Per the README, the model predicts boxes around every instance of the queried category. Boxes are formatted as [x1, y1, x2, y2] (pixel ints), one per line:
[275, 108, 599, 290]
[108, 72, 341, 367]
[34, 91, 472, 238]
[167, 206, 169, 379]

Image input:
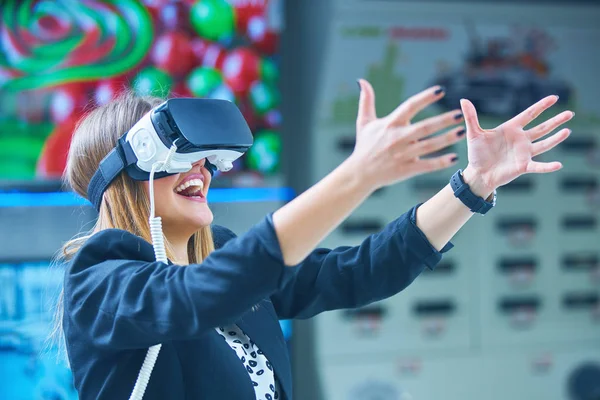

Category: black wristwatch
[450, 169, 496, 215]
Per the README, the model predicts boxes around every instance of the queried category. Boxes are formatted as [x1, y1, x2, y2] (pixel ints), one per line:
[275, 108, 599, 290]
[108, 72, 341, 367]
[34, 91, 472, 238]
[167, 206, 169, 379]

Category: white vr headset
[87, 98, 254, 210]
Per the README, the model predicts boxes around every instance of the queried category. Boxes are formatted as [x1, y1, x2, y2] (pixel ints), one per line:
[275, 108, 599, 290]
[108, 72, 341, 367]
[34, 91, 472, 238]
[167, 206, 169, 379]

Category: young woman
[56, 80, 572, 399]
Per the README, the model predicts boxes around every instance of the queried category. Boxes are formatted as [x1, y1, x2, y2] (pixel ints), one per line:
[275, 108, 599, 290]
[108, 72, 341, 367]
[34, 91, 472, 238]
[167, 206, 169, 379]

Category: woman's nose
[192, 158, 206, 168]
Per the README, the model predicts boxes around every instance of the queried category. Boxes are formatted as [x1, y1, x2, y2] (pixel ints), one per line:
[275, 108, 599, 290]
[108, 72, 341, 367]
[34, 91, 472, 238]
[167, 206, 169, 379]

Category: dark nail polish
[434, 87, 445, 95]
[357, 80, 361, 91]
[451, 156, 459, 163]
[457, 129, 466, 137]
[454, 113, 463, 120]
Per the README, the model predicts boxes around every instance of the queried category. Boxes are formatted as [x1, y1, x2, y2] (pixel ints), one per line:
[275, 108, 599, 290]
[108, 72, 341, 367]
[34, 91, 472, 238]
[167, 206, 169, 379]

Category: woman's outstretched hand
[460, 96, 574, 198]
[352, 79, 465, 190]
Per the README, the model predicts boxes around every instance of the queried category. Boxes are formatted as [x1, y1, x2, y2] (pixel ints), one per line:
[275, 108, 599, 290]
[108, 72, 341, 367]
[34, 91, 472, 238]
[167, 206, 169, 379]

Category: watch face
[490, 190, 498, 207]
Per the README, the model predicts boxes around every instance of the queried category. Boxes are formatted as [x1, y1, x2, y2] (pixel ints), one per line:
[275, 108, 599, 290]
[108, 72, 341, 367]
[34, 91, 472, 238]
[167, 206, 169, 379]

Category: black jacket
[62, 207, 452, 399]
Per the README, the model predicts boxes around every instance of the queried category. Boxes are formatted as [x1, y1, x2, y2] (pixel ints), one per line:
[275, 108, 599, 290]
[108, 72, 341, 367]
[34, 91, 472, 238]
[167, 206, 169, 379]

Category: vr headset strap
[87, 138, 137, 211]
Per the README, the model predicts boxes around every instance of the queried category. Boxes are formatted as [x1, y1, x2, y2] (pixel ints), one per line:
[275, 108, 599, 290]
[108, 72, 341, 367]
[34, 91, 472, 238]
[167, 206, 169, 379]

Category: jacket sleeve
[270, 205, 454, 320]
[64, 215, 286, 350]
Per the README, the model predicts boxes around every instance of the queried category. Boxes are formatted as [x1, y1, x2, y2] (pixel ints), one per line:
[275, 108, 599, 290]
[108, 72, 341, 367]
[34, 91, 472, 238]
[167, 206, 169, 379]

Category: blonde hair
[50, 92, 215, 358]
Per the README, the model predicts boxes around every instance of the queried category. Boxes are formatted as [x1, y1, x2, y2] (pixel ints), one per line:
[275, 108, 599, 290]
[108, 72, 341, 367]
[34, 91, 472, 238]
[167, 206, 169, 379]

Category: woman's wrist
[344, 154, 380, 196]
[461, 165, 495, 201]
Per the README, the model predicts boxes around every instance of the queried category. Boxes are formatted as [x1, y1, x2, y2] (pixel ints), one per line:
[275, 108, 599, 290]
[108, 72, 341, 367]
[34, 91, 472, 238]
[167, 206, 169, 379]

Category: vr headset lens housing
[87, 98, 254, 210]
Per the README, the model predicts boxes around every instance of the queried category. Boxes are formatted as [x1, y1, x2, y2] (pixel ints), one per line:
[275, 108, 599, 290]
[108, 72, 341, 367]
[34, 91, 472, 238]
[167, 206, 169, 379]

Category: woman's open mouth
[174, 179, 206, 202]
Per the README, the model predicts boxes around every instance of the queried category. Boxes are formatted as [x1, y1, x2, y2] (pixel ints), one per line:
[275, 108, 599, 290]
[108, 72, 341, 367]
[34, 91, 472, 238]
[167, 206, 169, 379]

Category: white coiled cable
[129, 142, 179, 400]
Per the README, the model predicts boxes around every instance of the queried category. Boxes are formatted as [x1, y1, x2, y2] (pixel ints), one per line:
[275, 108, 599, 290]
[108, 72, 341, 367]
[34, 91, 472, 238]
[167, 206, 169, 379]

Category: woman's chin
[186, 206, 214, 228]
[169, 194, 214, 227]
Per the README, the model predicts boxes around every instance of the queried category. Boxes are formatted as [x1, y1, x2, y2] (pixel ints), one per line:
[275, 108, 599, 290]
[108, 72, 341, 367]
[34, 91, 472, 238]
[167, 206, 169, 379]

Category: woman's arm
[270, 94, 572, 319]
[415, 97, 573, 250]
[65, 220, 287, 350]
[270, 205, 452, 320]
[273, 81, 466, 265]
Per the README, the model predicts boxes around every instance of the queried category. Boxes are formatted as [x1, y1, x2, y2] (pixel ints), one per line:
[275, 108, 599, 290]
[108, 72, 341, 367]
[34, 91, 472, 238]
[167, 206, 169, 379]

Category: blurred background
[0, 0, 599, 399]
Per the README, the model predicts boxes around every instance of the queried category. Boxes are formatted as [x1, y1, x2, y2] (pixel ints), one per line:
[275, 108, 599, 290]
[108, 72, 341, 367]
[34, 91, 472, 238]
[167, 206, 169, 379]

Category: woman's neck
[163, 228, 193, 265]
[171, 241, 190, 265]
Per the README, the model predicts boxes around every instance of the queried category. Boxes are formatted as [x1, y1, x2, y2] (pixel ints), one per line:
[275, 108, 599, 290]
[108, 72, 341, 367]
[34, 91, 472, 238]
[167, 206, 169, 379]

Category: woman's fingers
[409, 126, 466, 158]
[525, 160, 563, 174]
[526, 110, 574, 141]
[405, 109, 463, 141]
[356, 79, 377, 129]
[511, 95, 559, 127]
[384, 86, 445, 126]
[412, 153, 459, 174]
[531, 128, 571, 157]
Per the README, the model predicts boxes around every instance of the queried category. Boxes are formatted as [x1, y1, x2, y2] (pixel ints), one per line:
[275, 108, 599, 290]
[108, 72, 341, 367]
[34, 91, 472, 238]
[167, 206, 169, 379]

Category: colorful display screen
[0, 0, 282, 182]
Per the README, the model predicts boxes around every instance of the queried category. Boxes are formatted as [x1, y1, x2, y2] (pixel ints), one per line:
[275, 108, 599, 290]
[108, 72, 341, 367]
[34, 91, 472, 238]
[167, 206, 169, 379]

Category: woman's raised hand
[352, 79, 465, 190]
[460, 96, 573, 196]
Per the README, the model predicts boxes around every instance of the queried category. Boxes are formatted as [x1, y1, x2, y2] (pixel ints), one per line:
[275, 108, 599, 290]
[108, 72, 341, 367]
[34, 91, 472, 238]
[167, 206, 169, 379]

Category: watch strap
[450, 169, 496, 215]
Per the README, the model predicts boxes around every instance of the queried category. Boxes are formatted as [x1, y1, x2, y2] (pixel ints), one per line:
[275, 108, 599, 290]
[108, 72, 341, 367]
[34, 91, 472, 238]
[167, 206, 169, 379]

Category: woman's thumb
[460, 98, 483, 135]
[357, 79, 376, 129]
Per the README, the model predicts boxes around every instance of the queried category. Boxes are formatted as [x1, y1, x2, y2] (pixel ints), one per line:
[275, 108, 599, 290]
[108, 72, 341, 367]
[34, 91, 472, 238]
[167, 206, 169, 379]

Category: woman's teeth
[175, 179, 204, 196]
